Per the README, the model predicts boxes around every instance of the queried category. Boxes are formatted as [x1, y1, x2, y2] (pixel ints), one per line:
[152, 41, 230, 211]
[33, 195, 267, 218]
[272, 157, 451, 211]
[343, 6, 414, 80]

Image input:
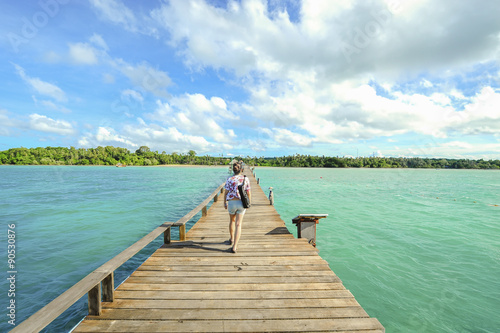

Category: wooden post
[257, 178, 260, 184]
[292, 214, 328, 247]
[102, 273, 114, 302]
[88, 283, 102, 316]
[214, 193, 219, 202]
[179, 224, 186, 241]
[269, 187, 274, 205]
[202, 205, 207, 217]
[164, 227, 171, 244]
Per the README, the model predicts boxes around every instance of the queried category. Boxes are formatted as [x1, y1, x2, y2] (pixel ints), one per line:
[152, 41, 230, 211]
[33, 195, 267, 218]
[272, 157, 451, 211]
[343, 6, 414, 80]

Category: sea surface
[1, 166, 499, 332]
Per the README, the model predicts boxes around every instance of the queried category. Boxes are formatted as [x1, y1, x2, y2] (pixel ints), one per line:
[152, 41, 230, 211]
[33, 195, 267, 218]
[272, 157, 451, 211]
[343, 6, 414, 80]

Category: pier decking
[73, 170, 384, 332]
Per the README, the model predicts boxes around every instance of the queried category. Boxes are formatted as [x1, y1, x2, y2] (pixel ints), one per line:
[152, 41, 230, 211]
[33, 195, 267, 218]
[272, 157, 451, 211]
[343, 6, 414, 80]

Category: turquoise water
[256, 167, 500, 333]
[1, 166, 499, 332]
[0, 166, 228, 332]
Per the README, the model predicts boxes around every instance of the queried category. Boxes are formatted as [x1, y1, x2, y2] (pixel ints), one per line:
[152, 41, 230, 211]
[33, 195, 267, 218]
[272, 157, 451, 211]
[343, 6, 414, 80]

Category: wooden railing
[11, 183, 225, 333]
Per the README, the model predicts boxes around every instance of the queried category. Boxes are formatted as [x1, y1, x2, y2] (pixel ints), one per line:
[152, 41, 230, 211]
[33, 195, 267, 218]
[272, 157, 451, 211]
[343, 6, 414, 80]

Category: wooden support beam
[102, 273, 114, 302]
[164, 227, 171, 244]
[179, 224, 186, 241]
[88, 283, 101, 316]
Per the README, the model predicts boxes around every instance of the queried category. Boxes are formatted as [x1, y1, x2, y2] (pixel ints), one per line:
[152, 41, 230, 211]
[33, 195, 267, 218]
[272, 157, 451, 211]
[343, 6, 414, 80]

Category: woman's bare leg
[228, 213, 236, 244]
[232, 213, 244, 252]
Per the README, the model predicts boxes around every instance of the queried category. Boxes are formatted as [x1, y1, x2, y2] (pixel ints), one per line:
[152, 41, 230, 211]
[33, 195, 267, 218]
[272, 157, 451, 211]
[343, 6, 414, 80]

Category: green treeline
[1, 146, 499, 169]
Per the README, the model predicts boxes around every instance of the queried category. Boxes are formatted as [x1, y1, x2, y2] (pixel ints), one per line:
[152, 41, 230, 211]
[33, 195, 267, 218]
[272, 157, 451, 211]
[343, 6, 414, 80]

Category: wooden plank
[123, 276, 340, 284]
[101, 298, 361, 309]
[137, 264, 332, 272]
[115, 282, 347, 291]
[130, 270, 337, 277]
[74, 318, 384, 332]
[113, 289, 354, 300]
[143, 256, 328, 265]
[87, 307, 369, 320]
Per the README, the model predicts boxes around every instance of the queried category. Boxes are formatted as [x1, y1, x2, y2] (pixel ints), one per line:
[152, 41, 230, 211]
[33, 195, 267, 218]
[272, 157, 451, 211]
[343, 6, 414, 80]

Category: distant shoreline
[1, 146, 499, 169]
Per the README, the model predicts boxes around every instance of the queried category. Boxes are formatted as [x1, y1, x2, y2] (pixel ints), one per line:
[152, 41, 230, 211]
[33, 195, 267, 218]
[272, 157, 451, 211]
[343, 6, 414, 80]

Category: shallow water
[1, 166, 499, 332]
[256, 167, 500, 332]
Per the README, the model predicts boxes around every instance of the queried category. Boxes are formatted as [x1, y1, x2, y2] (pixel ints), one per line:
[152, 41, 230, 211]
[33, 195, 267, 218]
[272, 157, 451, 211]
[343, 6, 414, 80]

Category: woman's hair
[232, 162, 242, 174]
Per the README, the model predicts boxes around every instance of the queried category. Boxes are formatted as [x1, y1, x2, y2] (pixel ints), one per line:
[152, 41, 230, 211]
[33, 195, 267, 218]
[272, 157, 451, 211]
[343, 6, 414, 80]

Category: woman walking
[223, 162, 251, 253]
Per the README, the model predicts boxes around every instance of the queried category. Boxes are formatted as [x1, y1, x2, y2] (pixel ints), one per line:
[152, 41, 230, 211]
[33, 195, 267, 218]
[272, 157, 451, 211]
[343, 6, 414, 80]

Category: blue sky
[1, 0, 499, 159]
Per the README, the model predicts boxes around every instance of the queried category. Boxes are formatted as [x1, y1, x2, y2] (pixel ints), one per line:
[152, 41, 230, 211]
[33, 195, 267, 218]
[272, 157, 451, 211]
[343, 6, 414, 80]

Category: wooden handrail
[11, 182, 225, 333]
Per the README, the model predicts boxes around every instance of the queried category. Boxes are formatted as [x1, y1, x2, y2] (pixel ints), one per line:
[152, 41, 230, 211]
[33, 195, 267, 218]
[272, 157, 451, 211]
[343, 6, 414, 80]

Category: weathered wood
[74, 318, 384, 332]
[87, 284, 101, 316]
[163, 227, 171, 244]
[102, 272, 114, 302]
[113, 289, 354, 300]
[113, 282, 347, 291]
[89, 307, 369, 321]
[202, 205, 208, 216]
[179, 224, 186, 241]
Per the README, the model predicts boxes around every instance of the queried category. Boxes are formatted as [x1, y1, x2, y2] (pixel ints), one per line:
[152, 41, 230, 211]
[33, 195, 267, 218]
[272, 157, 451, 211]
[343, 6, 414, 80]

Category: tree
[135, 146, 151, 155]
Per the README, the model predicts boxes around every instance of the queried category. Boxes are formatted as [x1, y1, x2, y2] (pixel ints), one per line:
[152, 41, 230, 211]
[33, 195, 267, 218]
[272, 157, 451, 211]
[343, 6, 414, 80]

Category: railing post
[88, 283, 102, 316]
[179, 224, 186, 241]
[292, 214, 328, 247]
[102, 272, 114, 302]
[164, 227, 171, 244]
[257, 178, 260, 184]
[202, 205, 208, 217]
[269, 187, 274, 205]
[214, 193, 219, 202]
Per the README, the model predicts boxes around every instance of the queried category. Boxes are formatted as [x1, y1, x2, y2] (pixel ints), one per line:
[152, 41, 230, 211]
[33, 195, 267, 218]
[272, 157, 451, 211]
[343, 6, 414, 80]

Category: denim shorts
[228, 200, 246, 215]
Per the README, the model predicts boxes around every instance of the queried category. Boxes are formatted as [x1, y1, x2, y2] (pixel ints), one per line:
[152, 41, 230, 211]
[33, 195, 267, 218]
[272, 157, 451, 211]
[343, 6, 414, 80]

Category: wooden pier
[13, 169, 384, 332]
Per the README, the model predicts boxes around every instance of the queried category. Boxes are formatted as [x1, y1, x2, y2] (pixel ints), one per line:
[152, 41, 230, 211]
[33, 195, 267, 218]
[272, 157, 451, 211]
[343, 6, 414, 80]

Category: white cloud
[261, 128, 313, 147]
[384, 140, 500, 160]
[78, 119, 234, 154]
[32, 96, 72, 114]
[121, 89, 144, 103]
[114, 60, 171, 98]
[0, 109, 16, 136]
[149, 0, 500, 148]
[14, 64, 67, 102]
[149, 93, 236, 143]
[68, 42, 99, 65]
[89, 33, 109, 51]
[29, 114, 75, 135]
[89, 0, 138, 32]
[78, 127, 136, 148]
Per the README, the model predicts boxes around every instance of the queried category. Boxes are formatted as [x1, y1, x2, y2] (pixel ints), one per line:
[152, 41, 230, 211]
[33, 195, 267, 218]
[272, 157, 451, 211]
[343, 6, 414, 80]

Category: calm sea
[1, 166, 499, 332]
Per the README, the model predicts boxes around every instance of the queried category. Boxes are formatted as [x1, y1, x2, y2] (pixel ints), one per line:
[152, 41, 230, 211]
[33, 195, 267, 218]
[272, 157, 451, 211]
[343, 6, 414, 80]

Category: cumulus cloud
[148, 0, 500, 151]
[148, 93, 236, 143]
[29, 114, 75, 135]
[78, 127, 136, 148]
[78, 120, 231, 154]
[14, 64, 67, 102]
